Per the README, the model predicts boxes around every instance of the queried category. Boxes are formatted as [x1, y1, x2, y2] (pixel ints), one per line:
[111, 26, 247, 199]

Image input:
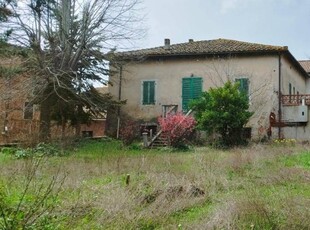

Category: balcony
[281, 94, 310, 106]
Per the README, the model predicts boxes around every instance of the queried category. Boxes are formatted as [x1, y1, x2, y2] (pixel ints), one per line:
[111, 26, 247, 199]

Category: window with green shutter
[182, 77, 202, 112]
[235, 78, 249, 96]
[142, 81, 155, 105]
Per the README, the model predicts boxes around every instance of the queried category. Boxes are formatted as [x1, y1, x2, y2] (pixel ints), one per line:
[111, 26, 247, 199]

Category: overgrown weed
[0, 141, 309, 228]
[0, 157, 65, 229]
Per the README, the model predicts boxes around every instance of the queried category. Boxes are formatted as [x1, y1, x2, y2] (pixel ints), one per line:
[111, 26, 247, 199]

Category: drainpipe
[278, 54, 282, 139]
[116, 64, 123, 139]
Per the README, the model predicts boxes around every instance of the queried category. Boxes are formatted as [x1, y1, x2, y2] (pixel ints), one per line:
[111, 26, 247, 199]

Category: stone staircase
[151, 132, 169, 147]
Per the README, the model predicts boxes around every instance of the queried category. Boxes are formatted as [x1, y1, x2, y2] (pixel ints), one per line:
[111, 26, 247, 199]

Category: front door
[182, 77, 202, 112]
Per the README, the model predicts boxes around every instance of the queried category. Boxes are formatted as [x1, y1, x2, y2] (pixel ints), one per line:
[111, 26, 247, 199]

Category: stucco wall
[280, 56, 308, 124]
[306, 78, 310, 93]
[279, 55, 310, 140]
[281, 56, 306, 95]
[110, 55, 285, 139]
[278, 126, 309, 141]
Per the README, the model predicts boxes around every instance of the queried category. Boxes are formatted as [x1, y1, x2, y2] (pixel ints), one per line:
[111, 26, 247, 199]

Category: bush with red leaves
[158, 113, 196, 147]
[119, 119, 139, 145]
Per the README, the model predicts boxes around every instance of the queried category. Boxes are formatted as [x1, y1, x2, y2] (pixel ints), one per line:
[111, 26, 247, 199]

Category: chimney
[189, 39, 194, 43]
[164, 38, 170, 49]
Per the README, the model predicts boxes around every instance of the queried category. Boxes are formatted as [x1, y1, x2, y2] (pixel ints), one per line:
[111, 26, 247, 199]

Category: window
[289, 83, 292, 102]
[82, 131, 93, 137]
[24, 102, 33, 120]
[182, 77, 202, 112]
[235, 78, 249, 96]
[297, 91, 300, 103]
[142, 81, 155, 105]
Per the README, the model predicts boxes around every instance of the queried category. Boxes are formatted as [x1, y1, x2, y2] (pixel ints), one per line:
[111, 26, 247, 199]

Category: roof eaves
[117, 49, 288, 61]
[285, 51, 309, 79]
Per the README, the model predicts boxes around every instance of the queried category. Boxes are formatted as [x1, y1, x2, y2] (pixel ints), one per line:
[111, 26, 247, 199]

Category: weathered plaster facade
[109, 39, 310, 141]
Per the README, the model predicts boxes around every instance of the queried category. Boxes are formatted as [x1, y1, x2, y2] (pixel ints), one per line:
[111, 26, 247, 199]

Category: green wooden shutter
[192, 78, 202, 99]
[242, 78, 249, 96]
[182, 78, 191, 111]
[236, 78, 249, 96]
[143, 81, 148, 104]
[142, 81, 155, 105]
[182, 77, 202, 112]
[149, 81, 155, 104]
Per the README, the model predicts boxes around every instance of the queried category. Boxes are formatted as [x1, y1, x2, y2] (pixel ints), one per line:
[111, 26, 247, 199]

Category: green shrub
[0, 147, 17, 155]
[190, 81, 253, 147]
[0, 143, 62, 159]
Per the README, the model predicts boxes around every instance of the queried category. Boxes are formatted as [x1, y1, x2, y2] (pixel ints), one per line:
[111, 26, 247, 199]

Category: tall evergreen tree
[1, 0, 143, 140]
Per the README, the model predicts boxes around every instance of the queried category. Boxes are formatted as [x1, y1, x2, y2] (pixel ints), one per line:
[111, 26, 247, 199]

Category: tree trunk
[61, 115, 66, 140]
[39, 86, 53, 142]
[75, 104, 83, 137]
[39, 102, 51, 142]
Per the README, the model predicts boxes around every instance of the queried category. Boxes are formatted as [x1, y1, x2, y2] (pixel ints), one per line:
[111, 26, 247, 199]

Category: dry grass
[0, 140, 309, 229]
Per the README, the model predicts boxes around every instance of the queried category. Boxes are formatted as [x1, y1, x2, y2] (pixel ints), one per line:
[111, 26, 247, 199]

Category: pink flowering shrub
[158, 113, 196, 147]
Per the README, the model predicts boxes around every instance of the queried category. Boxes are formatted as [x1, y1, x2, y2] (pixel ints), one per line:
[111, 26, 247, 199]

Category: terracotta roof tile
[116, 38, 288, 59]
[299, 60, 310, 73]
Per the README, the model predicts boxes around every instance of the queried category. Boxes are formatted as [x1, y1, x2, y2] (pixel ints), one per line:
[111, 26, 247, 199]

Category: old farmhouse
[108, 38, 310, 141]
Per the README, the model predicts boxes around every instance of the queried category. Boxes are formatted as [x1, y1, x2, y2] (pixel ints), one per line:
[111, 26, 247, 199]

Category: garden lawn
[0, 139, 309, 229]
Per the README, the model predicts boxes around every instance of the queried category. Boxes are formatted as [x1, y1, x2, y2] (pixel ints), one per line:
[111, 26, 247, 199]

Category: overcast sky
[137, 0, 310, 60]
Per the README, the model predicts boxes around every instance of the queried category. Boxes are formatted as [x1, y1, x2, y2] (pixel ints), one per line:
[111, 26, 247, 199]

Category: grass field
[0, 139, 309, 229]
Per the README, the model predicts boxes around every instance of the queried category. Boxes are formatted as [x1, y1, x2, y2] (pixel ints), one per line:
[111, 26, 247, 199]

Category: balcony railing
[281, 94, 310, 106]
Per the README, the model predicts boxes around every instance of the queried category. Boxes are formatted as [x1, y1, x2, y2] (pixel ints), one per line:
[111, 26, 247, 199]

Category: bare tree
[2, 0, 144, 141]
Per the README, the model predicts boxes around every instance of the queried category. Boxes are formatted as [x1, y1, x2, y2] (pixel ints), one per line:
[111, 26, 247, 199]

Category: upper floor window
[142, 81, 155, 105]
[182, 77, 202, 112]
[235, 78, 249, 96]
[24, 102, 33, 120]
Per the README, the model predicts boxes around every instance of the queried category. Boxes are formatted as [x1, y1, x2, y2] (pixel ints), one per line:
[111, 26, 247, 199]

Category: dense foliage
[158, 113, 196, 147]
[190, 81, 253, 146]
[0, 0, 142, 140]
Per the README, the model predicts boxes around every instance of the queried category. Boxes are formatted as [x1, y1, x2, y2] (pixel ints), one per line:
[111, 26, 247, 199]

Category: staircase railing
[148, 128, 163, 147]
